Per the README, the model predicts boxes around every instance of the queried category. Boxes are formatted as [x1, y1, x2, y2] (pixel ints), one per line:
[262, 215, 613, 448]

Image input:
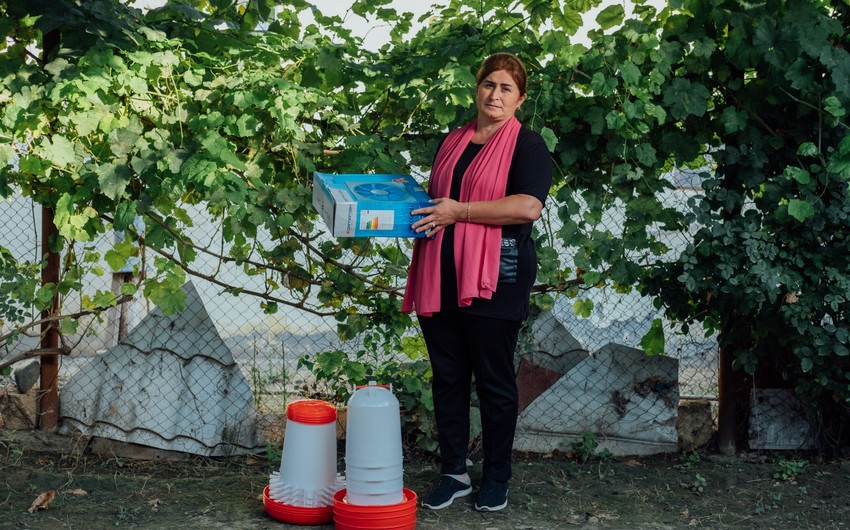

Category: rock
[258, 408, 347, 449]
[678, 399, 714, 451]
[14, 361, 40, 394]
[0, 386, 38, 430]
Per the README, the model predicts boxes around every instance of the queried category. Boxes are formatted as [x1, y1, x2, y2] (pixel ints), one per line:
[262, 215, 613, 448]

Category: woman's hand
[411, 194, 543, 236]
[411, 198, 463, 237]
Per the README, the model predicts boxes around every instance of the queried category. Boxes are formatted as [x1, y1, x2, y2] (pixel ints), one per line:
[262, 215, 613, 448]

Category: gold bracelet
[466, 202, 471, 223]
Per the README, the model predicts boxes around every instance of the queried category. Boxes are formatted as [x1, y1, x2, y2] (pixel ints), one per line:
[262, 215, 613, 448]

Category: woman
[402, 52, 553, 512]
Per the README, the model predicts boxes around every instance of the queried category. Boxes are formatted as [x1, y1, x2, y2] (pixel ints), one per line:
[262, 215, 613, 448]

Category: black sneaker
[421, 475, 473, 510]
[474, 479, 508, 512]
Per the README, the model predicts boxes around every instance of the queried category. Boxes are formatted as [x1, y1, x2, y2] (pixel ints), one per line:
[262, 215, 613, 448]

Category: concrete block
[516, 342, 679, 456]
[14, 361, 39, 394]
[518, 310, 588, 373]
[749, 388, 818, 450]
[60, 281, 263, 456]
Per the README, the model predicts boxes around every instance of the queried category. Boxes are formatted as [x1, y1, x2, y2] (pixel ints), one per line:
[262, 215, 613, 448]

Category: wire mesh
[0, 187, 719, 455]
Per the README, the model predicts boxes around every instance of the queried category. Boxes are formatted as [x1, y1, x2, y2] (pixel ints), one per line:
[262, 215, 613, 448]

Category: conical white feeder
[268, 399, 342, 508]
[344, 381, 405, 506]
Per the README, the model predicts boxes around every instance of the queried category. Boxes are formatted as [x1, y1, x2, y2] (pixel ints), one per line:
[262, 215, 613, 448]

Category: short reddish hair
[476, 53, 528, 96]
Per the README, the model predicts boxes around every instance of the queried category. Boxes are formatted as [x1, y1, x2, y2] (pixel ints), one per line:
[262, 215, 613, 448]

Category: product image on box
[312, 172, 432, 238]
[347, 182, 413, 202]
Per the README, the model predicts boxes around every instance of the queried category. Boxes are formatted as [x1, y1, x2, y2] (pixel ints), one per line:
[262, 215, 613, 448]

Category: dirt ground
[1, 430, 849, 530]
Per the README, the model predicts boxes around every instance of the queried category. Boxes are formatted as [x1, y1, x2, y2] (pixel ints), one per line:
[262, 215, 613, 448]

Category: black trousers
[418, 311, 521, 483]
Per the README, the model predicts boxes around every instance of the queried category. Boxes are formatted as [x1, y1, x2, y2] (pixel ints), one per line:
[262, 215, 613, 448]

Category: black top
[437, 125, 553, 321]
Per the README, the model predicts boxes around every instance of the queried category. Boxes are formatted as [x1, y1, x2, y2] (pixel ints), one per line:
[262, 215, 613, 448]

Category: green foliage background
[1, 0, 849, 442]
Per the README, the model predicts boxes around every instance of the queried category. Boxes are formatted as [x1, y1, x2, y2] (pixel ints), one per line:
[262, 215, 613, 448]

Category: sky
[305, 0, 667, 49]
[129, 1, 668, 51]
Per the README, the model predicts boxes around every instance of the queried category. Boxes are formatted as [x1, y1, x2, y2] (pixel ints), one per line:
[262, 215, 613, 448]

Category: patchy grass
[1, 431, 849, 529]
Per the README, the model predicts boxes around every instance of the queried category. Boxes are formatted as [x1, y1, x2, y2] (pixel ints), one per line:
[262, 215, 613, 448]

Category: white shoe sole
[474, 499, 508, 512]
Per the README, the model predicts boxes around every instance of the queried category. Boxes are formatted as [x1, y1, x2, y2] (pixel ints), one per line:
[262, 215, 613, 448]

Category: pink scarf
[402, 117, 521, 316]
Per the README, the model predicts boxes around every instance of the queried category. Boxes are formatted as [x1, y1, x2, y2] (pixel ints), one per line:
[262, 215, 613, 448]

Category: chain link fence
[0, 179, 720, 456]
[1, 194, 41, 359]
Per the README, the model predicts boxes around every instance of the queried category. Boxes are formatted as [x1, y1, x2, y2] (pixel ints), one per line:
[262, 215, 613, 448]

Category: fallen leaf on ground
[62, 488, 88, 496]
[28, 490, 56, 513]
[625, 459, 645, 467]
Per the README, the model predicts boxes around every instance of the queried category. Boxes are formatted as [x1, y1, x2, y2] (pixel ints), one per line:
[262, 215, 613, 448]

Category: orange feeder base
[263, 485, 334, 525]
[333, 488, 417, 530]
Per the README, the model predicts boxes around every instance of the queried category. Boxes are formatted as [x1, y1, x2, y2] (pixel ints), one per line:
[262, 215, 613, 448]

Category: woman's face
[475, 69, 526, 123]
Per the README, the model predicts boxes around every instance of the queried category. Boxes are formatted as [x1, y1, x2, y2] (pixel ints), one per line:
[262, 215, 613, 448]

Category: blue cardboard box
[312, 172, 431, 238]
